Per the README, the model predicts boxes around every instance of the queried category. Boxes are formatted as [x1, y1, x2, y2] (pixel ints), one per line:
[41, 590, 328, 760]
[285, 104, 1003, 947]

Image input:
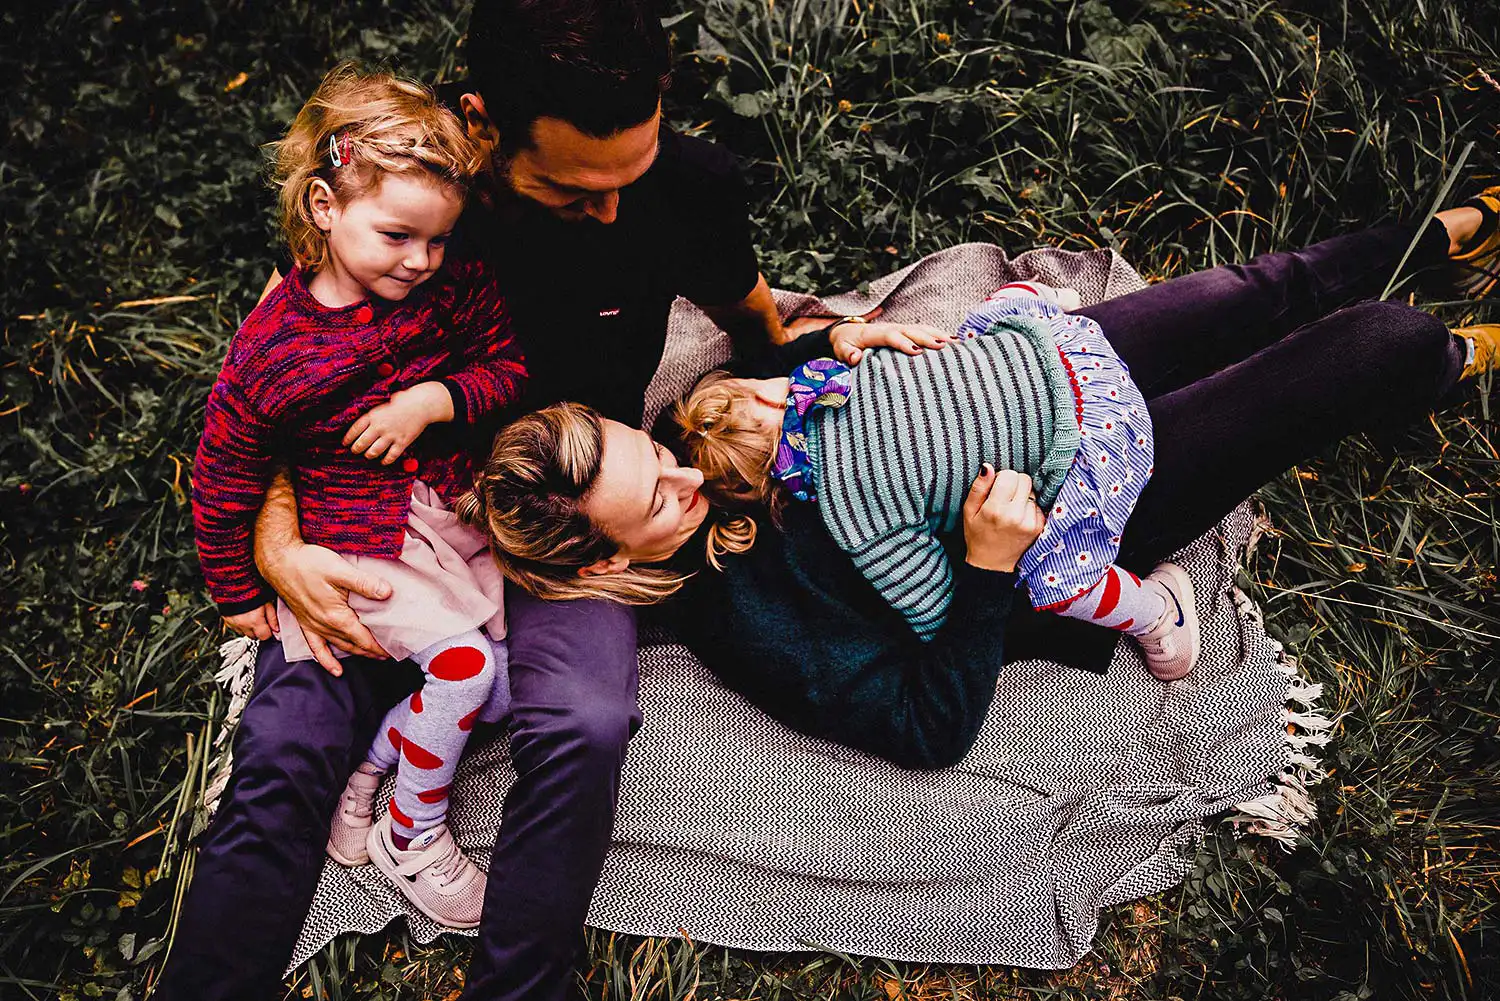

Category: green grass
[2, 1, 1497, 998]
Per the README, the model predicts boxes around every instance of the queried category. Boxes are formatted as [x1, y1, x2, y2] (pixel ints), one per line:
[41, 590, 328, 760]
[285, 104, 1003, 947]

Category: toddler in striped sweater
[675, 283, 1201, 681]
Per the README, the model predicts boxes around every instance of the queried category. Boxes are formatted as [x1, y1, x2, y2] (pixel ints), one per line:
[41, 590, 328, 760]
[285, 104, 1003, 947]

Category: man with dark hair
[465, 0, 673, 154]
[453, 0, 785, 425]
[156, 2, 790, 999]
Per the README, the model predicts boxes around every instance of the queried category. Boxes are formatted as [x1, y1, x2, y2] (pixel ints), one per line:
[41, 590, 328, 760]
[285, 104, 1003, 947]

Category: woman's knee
[1331, 301, 1459, 399]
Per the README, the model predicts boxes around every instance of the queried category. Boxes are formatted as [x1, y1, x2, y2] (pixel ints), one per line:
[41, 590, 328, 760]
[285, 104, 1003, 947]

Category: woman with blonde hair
[464, 201, 1499, 769]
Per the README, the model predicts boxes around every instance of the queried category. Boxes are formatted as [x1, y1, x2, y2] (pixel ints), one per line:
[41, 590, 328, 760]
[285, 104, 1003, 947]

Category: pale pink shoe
[326, 764, 383, 866]
[1136, 562, 1200, 682]
[367, 814, 486, 929]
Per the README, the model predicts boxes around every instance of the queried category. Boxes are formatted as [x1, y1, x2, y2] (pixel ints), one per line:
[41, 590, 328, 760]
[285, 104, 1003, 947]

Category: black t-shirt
[278, 97, 762, 430]
[460, 126, 761, 427]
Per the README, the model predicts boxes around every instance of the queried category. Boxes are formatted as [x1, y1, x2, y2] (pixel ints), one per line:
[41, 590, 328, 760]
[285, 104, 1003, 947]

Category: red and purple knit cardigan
[192, 258, 525, 615]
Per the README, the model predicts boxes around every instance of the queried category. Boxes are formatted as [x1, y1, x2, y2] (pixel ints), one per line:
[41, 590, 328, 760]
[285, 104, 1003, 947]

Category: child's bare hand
[832, 321, 952, 365]
[961, 465, 1047, 573]
[344, 382, 453, 464]
[224, 602, 279, 641]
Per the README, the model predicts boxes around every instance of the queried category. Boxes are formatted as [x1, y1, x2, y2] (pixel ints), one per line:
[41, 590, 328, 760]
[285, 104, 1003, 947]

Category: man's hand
[344, 382, 453, 464]
[962, 465, 1046, 573]
[263, 542, 394, 676]
[254, 467, 392, 675]
[831, 320, 951, 365]
[223, 602, 279, 641]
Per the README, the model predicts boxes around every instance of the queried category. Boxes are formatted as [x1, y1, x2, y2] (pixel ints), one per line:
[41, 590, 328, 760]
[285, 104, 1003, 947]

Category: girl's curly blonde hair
[271, 63, 484, 272]
[671, 370, 789, 568]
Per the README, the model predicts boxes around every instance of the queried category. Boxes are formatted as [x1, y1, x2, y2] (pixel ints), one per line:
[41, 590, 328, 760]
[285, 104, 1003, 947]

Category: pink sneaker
[367, 814, 486, 929]
[1136, 562, 1200, 681]
[326, 765, 383, 866]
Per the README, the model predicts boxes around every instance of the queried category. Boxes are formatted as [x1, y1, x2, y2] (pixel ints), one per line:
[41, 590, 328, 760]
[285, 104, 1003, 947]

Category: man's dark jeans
[155, 588, 640, 1001]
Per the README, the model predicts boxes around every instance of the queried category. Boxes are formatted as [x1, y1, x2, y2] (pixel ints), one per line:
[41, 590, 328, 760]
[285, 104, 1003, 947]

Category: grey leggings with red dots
[366, 629, 509, 840]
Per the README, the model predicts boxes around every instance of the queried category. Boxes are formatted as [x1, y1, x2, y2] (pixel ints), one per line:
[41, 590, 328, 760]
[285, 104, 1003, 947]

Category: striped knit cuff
[438, 378, 469, 425]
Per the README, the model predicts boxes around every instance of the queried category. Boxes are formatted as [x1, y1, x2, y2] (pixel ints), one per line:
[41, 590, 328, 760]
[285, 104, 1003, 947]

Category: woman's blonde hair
[271, 63, 484, 272]
[456, 403, 692, 604]
[670, 370, 784, 568]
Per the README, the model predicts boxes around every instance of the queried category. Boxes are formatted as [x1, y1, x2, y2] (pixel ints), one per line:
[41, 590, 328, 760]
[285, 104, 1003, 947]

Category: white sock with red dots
[1052, 564, 1167, 636]
[365, 630, 497, 848]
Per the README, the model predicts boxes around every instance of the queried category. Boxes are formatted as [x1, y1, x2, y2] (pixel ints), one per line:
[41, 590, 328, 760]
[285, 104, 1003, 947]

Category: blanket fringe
[203, 636, 258, 816]
[1227, 586, 1335, 847]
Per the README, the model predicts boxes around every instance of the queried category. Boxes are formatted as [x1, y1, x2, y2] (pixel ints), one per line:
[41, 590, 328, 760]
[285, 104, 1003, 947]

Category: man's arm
[700, 275, 894, 351]
[697, 273, 786, 348]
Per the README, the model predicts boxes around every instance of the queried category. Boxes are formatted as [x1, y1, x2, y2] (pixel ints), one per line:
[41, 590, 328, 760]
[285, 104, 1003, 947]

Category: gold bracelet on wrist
[822, 314, 869, 335]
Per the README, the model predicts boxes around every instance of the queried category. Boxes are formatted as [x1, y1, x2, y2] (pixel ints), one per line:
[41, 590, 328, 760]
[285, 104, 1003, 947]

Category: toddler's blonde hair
[671, 370, 786, 567]
[271, 63, 484, 272]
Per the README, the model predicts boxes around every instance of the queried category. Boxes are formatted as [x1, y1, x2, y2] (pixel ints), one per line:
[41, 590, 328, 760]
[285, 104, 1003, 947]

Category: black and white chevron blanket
[206, 245, 1330, 972]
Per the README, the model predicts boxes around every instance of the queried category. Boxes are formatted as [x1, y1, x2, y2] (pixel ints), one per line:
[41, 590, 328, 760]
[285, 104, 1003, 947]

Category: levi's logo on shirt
[598, 307, 622, 318]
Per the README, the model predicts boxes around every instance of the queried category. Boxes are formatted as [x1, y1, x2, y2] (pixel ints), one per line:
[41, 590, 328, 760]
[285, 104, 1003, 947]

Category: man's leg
[154, 642, 416, 1001]
[1077, 220, 1450, 397]
[462, 590, 640, 1001]
[1118, 299, 1465, 568]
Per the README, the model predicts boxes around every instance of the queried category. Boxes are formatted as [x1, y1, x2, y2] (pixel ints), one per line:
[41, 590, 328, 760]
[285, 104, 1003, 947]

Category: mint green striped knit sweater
[805, 315, 1080, 640]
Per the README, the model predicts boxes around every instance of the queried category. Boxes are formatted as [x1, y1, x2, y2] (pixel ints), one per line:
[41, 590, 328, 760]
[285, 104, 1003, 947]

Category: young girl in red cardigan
[193, 66, 525, 928]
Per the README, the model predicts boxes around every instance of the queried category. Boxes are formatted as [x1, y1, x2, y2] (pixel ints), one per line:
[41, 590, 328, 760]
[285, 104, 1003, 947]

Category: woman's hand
[831, 320, 952, 365]
[961, 465, 1046, 573]
[223, 602, 279, 641]
[344, 382, 454, 464]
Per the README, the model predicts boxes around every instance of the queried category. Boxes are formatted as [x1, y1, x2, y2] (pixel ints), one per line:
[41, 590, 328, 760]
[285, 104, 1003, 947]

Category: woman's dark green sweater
[657, 505, 1017, 770]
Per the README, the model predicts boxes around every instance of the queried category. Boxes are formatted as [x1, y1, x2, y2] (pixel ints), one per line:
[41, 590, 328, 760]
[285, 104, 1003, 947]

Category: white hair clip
[329, 133, 351, 168]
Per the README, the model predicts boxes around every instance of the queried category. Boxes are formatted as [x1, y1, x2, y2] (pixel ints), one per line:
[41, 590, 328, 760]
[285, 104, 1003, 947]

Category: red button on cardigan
[401, 457, 419, 473]
[354, 304, 375, 324]
[377, 362, 395, 377]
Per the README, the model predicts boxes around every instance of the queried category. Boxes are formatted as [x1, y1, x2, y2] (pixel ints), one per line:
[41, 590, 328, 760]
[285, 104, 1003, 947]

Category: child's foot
[367, 814, 486, 929]
[326, 764, 383, 866]
[1452, 324, 1500, 381]
[1448, 186, 1500, 298]
[1136, 562, 1200, 682]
